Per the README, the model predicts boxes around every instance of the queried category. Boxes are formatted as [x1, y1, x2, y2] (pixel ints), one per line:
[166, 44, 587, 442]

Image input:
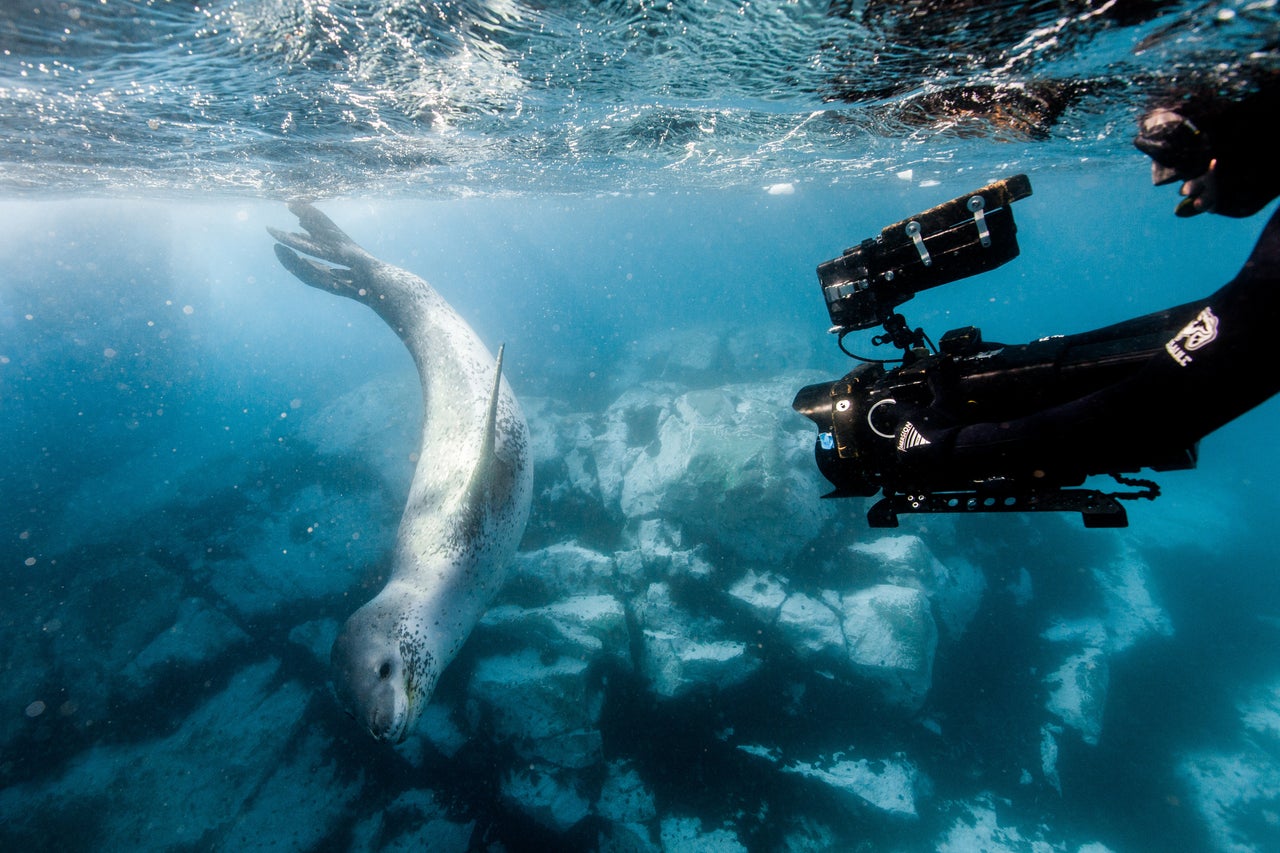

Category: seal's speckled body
[270, 203, 532, 742]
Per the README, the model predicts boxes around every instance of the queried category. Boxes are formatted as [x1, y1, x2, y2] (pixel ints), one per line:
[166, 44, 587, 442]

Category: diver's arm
[1137, 75, 1280, 218]
[902, 206, 1280, 482]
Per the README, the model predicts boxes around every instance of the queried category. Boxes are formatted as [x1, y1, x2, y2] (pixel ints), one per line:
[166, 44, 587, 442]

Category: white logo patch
[1165, 307, 1219, 367]
[897, 422, 932, 452]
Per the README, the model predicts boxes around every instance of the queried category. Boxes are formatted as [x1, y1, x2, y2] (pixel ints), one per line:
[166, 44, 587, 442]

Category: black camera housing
[794, 175, 1197, 528]
[819, 174, 1032, 331]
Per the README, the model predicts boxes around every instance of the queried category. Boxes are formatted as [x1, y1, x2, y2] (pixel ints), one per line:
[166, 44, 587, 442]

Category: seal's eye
[378, 660, 392, 679]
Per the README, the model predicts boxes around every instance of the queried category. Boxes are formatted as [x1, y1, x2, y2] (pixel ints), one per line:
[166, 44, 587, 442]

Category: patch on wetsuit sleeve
[1165, 306, 1220, 366]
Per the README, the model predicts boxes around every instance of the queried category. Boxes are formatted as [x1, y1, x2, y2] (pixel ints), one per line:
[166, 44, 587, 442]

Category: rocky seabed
[3, 328, 1279, 852]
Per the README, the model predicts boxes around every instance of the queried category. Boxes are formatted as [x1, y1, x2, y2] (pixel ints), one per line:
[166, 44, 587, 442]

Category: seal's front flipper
[465, 344, 520, 518]
[479, 344, 505, 466]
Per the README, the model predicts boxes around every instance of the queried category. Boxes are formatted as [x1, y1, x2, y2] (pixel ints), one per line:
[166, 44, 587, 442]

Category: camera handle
[871, 312, 931, 355]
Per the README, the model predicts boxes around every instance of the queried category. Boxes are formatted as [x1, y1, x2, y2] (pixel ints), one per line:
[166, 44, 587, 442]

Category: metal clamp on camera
[794, 174, 1193, 528]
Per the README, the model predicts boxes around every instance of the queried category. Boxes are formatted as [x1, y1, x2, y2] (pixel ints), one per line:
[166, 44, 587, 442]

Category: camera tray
[862, 488, 1130, 528]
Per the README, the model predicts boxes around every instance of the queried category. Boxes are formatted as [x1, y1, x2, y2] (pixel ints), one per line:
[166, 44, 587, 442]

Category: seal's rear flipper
[269, 202, 376, 295]
[271, 243, 357, 293]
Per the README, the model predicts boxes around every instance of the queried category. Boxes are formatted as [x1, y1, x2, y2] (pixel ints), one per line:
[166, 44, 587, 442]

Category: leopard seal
[269, 202, 532, 743]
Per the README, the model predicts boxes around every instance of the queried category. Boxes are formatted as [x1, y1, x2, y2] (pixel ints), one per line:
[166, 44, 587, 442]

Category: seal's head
[330, 605, 413, 743]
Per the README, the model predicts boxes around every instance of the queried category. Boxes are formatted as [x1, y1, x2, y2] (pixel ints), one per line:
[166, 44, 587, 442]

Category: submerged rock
[349, 789, 475, 853]
[846, 534, 987, 639]
[481, 593, 631, 668]
[838, 583, 938, 710]
[501, 764, 592, 833]
[934, 794, 1116, 852]
[1177, 671, 1280, 853]
[776, 592, 846, 661]
[205, 482, 389, 617]
[121, 596, 250, 688]
[1179, 749, 1280, 853]
[635, 582, 760, 699]
[782, 753, 922, 819]
[1044, 646, 1110, 746]
[467, 648, 605, 769]
[596, 374, 837, 563]
[597, 760, 658, 824]
[727, 569, 789, 621]
[0, 659, 355, 849]
[297, 372, 420, 497]
[506, 541, 619, 603]
[658, 815, 748, 853]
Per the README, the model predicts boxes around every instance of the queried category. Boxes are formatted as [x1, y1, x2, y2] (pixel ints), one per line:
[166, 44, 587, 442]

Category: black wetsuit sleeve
[947, 206, 1280, 478]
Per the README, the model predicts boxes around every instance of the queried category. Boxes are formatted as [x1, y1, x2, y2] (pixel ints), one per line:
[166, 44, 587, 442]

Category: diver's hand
[1136, 107, 1278, 218]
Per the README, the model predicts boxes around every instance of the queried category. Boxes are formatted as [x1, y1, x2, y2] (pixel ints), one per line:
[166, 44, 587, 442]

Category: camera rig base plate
[863, 488, 1129, 528]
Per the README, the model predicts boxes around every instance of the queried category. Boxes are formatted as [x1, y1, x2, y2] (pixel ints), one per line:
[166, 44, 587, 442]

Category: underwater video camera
[793, 174, 1196, 528]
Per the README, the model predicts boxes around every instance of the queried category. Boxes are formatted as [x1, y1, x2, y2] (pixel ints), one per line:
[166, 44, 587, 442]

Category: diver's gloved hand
[1135, 107, 1279, 218]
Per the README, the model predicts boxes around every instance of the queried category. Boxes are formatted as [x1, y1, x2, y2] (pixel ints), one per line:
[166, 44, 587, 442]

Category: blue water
[4, 2, 1280, 852]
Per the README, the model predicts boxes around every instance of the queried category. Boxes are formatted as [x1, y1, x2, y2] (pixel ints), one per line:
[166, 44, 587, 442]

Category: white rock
[599, 821, 661, 853]
[777, 816, 838, 853]
[122, 597, 249, 687]
[1044, 647, 1109, 746]
[482, 594, 630, 667]
[658, 816, 748, 852]
[523, 395, 602, 504]
[501, 765, 592, 833]
[0, 659, 340, 849]
[600, 375, 836, 562]
[1008, 567, 1034, 607]
[935, 794, 1072, 852]
[727, 569, 789, 621]
[847, 535, 985, 638]
[1093, 544, 1172, 652]
[1179, 748, 1280, 853]
[636, 583, 760, 699]
[776, 593, 845, 660]
[838, 584, 938, 709]
[642, 629, 759, 700]
[298, 372, 419, 495]
[1041, 723, 1063, 794]
[506, 541, 618, 602]
[594, 383, 677, 508]
[632, 517, 714, 580]
[597, 760, 657, 824]
[1240, 677, 1280, 745]
[467, 649, 604, 769]
[784, 753, 921, 818]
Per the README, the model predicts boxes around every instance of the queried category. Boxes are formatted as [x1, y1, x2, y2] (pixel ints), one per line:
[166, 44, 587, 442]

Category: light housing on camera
[818, 174, 1033, 331]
